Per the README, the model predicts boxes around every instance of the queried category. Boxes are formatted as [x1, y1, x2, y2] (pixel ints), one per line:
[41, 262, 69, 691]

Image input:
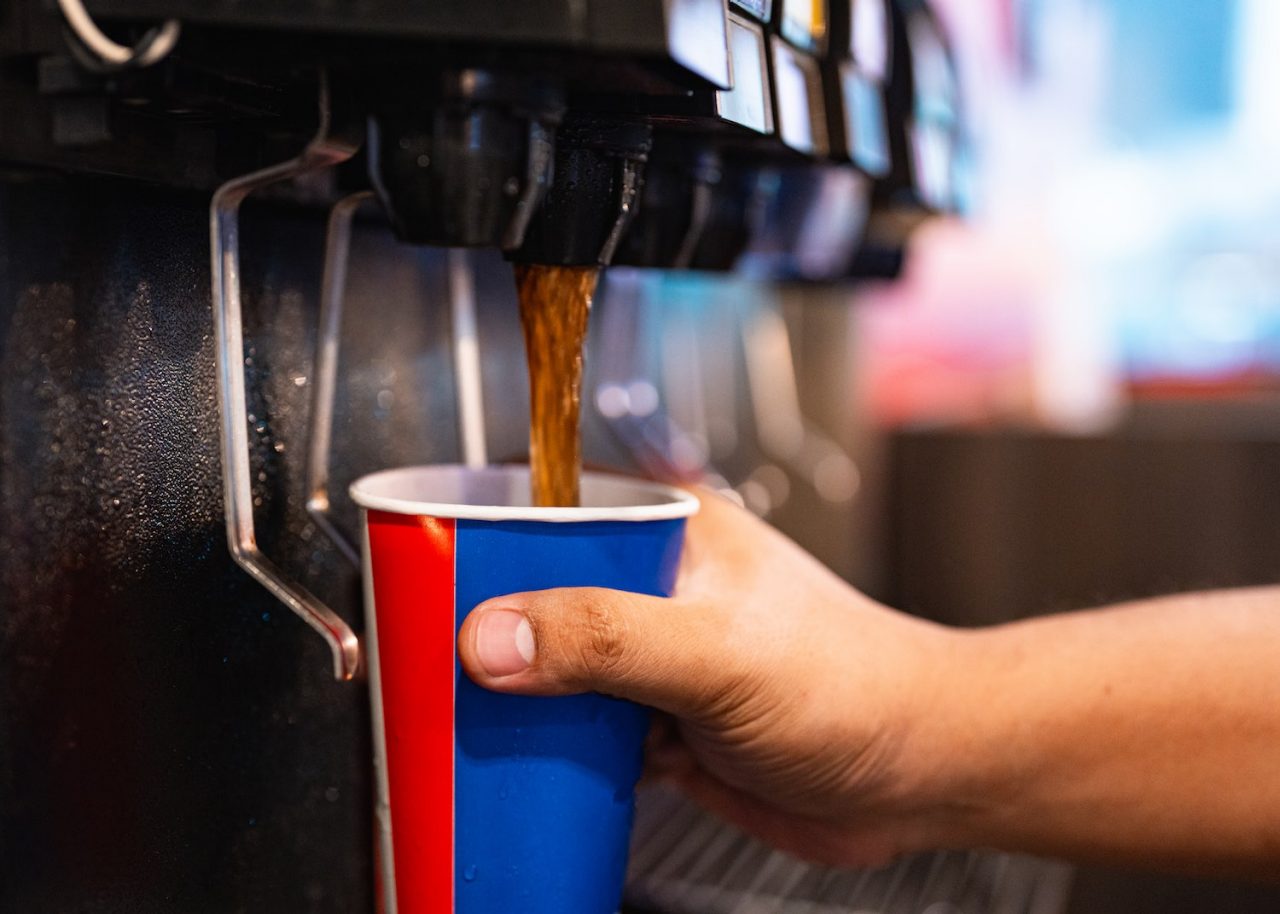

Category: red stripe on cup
[367, 511, 457, 913]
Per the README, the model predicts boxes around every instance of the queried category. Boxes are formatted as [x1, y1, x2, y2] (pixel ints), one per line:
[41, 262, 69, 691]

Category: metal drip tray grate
[626, 786, 1074, 914]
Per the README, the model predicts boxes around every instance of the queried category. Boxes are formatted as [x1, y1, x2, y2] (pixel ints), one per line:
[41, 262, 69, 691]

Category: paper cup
[350, 465, 697, 914]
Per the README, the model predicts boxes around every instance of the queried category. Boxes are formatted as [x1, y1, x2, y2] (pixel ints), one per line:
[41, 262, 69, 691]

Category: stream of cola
[515, 264, 600, 508]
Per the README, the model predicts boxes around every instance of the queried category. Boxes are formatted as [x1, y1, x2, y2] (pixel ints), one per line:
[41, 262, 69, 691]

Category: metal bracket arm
[304, 190, 374, 568]
[210, 86, 363, 681]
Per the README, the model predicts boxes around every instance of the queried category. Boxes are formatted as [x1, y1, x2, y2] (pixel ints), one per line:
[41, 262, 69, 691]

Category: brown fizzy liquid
[515, 263, 599, 508]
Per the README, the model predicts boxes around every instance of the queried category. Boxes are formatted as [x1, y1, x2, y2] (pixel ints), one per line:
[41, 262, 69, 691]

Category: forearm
[909, 587, 1280, 874]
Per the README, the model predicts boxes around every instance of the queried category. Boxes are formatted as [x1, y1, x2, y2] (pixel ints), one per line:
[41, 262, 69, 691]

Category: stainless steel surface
[592, 271, 733, 492]
[742, 303, 859, 506]
[660, 304, 713, 474]
[593, 270, 686, 480]
[448, 248, 488, 469]
[210, 80, 362, 681]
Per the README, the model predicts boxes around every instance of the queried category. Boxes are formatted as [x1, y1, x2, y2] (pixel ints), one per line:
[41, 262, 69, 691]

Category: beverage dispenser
[0, 1, 1030, 911]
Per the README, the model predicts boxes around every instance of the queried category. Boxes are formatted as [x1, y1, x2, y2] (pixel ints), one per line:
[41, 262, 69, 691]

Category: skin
[457, 489, 1280, 877]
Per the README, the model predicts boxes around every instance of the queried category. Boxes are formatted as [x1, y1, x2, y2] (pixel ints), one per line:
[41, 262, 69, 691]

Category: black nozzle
[507, 115, 653, 267]
[687, 160, 770, 272]
[613, 139, 722, 270]
[735, 165, 870, 281]
[369, 69, 564, 248]
[612, 146, 770, 273]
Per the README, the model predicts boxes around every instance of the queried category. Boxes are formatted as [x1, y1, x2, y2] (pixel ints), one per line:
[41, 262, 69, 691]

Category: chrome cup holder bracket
[210, 76, 363, 681]
[212, 78, 501, 681]
[304, 190, 375, 569]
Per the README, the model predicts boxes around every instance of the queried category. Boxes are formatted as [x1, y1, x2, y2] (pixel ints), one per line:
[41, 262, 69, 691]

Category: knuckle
[576, 593, 630, 679]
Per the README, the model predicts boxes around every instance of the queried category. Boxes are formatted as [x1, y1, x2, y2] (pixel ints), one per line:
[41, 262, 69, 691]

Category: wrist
[882, 622, 1018, 853]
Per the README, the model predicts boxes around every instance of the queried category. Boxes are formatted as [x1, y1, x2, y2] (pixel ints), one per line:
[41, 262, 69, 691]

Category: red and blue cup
[349, 466, 698, 914]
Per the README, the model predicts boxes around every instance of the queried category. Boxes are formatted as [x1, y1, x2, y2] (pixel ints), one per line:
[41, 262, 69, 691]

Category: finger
[639, 716, 697, 786]
[457, 586, 741, 719]
[672, 766, 900, 869]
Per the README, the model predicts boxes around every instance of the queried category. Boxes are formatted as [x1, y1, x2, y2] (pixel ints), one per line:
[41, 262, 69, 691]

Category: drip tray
[625, 785, 1074, 914]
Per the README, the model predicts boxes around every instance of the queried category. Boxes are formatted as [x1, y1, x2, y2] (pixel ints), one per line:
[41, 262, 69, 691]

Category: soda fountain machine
[0, 1, 1064, 910]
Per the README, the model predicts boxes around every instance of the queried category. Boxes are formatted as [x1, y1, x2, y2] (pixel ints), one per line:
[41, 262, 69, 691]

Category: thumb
[457, 587, 737, 719]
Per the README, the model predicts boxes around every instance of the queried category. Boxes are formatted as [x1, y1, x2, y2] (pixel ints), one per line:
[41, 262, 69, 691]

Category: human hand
[456, 489, 957, 867]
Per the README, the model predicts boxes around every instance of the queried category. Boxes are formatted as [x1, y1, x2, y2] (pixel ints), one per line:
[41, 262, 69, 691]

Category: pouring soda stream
[515, 263, 600, 508]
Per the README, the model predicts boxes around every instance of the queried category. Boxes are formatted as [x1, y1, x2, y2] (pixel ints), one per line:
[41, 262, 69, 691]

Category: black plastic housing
[508, 115, 653, 266]
[368, 69, 564, 248]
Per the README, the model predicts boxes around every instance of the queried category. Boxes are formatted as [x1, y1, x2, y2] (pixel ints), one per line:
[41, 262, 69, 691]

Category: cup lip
[348, 464, 700, 523]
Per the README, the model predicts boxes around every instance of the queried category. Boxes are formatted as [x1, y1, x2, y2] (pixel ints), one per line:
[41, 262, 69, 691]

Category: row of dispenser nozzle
[366, 66, 909, 278]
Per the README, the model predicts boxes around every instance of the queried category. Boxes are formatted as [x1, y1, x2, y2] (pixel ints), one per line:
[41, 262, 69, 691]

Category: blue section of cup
[453, 517, 686, 914]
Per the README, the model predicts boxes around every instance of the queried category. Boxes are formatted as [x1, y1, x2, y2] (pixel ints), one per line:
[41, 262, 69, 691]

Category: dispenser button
[850, 0, 891, 80]
[717, 16, 774, 134]
[780, 0, 829, 54]
[730, 0, 773, 22]
[667, 0, 733, 89]
[840, 63, 890, 175]
[772, 38, 828, 155]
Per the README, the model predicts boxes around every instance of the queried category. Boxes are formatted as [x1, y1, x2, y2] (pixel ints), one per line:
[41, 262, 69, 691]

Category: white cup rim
[349, 464, 699, 523]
